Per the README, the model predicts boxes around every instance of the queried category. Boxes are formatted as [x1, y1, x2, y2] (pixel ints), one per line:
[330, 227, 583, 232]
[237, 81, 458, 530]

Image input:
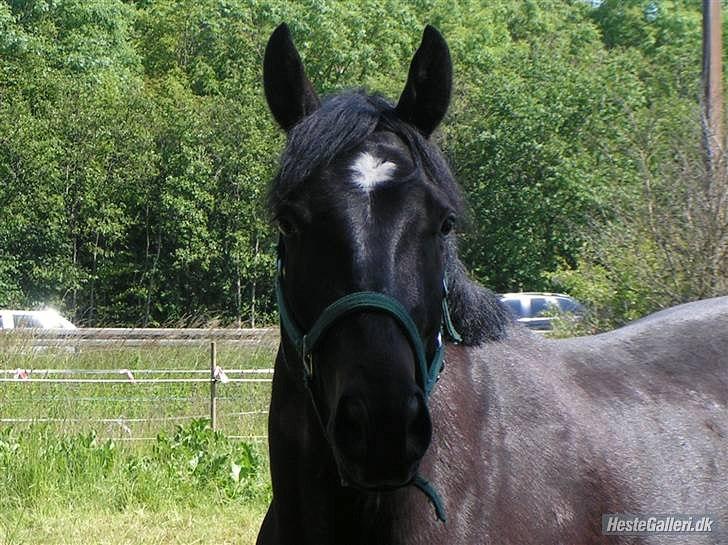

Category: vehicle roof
[0, 309, 76, 329]
[499, 292, 576, 299]
[1, 309, 64, 315]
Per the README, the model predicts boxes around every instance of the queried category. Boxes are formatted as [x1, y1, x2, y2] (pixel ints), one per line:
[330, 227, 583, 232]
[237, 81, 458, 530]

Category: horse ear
[395, 25, 452, 137]
[264, 23, 321, 132]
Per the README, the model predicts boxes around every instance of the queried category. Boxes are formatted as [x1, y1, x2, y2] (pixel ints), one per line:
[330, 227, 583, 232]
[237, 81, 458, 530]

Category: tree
[0, 0, 718, 326]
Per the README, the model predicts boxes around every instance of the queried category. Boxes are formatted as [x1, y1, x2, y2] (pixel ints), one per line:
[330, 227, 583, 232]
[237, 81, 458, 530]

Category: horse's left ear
[395, 25, 452, 137]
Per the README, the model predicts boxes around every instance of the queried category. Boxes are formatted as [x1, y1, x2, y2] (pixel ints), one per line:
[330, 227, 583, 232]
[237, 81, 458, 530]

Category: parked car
[499, 292, 584, 331]
[0, 309, 77, 330]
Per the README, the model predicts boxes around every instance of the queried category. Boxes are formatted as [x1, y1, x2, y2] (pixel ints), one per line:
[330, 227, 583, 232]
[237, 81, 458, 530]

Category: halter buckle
[304, 353, 314, 378]
[302, 333, 313, 379]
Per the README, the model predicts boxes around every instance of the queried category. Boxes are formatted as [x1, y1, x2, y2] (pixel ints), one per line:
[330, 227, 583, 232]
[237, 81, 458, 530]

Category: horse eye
[440, 215, 456, 236]
[277, 218, 295, 237]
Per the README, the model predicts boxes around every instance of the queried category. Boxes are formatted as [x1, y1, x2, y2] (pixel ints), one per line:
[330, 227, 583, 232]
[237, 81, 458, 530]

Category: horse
[256, 23, 728, 545]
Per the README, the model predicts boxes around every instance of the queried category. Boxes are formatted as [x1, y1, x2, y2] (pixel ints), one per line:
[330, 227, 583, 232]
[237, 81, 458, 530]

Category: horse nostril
[405, 393, 422, 425]
[333, 395, 369, 463]
[405, 392, 432, 463]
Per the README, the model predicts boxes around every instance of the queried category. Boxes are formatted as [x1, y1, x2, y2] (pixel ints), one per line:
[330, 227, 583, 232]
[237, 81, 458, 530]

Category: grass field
[2, 504, 268, 545]
[0, 336, 275, 544]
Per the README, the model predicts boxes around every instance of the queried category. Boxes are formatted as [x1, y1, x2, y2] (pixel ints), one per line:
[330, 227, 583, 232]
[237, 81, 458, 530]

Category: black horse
[257, 24, 727, 545]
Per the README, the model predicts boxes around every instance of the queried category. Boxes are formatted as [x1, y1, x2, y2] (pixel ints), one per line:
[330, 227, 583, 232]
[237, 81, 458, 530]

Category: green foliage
[548, 237, 671, 334]
[549, 101, 728, 332]
[0, 0, 714, 326]
[153, 419, 262, 500]
[0, 421, 269, 512]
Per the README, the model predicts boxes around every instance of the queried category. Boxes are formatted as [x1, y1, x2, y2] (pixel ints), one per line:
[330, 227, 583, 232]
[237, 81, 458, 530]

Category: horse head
[264, 24, 459, 491]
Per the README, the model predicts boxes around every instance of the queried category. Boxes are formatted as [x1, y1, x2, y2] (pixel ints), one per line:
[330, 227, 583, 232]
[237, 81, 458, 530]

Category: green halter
[275, 248, 461, 522]
[276, 268, 460, 397]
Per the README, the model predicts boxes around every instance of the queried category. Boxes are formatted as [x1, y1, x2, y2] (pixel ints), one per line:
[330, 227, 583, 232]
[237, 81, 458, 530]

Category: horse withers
[256, 23, 727, 545]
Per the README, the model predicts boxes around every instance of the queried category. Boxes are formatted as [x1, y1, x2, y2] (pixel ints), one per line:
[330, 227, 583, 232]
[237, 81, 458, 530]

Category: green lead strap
[424, 343, 445, 397]
[275, 267, 304, 351]
[413, 475, 447, 522]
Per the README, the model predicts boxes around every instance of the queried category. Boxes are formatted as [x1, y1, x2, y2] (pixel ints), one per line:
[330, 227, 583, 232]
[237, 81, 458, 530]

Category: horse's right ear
[264, 23, 320, 132]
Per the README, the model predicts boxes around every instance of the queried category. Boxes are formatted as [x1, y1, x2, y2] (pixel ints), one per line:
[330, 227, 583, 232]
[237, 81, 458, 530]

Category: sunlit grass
[0, 336, 275, 440]
[0, 423, 270, 545]
[1, 503, 267, 545]
[0, 335, 275, 544]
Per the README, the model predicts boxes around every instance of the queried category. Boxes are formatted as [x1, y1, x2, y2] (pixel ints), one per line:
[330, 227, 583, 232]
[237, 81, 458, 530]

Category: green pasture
[0, 338, 275, 544]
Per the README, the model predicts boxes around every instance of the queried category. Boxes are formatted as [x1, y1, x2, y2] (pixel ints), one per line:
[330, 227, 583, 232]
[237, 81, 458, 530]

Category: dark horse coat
[257, 23, 727, 545]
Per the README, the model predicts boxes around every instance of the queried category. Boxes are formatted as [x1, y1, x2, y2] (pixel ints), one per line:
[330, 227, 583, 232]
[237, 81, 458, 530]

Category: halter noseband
[276, 265, 459, 397]
[274, 244, 461, 522]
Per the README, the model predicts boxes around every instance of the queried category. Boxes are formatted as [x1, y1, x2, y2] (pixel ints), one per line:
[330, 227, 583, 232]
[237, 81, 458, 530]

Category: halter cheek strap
[275, 253, 460, 522]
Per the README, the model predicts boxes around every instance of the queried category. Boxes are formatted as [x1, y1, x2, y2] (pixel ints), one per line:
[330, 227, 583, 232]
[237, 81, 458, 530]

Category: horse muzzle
[330, 388, 432, 490]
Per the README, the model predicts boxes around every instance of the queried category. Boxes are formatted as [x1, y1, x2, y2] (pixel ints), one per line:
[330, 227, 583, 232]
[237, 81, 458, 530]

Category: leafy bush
[549, 106, 728, 332]
[153, 419, 262, 500]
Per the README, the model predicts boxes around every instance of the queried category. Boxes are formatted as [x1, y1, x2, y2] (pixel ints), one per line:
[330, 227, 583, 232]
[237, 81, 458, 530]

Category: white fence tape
[0, 411, 267, 424]
[0, 330, 275, 440]
[0, 377, 272, 383]
[0, 368, 274, 375]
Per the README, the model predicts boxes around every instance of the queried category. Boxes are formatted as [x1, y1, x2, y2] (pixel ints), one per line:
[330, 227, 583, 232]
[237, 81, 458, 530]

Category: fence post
[210, 341, 218, 431]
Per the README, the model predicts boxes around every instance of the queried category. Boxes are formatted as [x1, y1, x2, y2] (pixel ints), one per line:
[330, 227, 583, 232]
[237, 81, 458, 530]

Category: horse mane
[269, 90, 513, 345]
[444, 238, 513, 344]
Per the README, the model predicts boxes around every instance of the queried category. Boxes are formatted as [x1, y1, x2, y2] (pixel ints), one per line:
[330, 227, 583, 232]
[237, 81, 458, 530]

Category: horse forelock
[267, 90, 463, 214]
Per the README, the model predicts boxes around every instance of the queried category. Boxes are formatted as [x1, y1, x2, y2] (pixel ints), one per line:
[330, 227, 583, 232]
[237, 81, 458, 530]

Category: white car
[0, 309, 77, 330]
[499, 293, 584, 331]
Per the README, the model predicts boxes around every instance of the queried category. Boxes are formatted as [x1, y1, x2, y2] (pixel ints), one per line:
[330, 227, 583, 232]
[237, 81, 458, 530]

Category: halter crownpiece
[275, 242, 460, 522]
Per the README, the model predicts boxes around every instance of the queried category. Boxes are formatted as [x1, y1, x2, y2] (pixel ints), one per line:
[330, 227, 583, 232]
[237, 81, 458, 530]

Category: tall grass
[0, 336, 275, 544]
[0, 337, 275, 439]
[0, 421, 271, 544]
[0, 421, 270, 512]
